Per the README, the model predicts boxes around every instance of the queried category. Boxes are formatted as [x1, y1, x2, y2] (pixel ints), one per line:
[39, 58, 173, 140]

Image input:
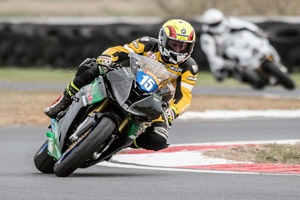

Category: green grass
[0, 67, 300, 87]
[196, 72, 244, 87]
[0, 67, 76, 84]
[197, 71, 300, 87]
[204, 142, 300, 165]
[290, 73, 300, 87]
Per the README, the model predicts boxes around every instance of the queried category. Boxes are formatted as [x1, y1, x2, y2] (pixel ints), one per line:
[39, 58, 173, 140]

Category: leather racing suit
[47, 36, 198, 151]
[101, 36, 199, 117]
[200, 17, 267, 81]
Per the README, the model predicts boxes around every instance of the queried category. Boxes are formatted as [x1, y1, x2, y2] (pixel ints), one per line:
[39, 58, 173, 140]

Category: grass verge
[203, 143, 300, 165]
[1, 67, 300, 87]
[0, 67, 76, 83]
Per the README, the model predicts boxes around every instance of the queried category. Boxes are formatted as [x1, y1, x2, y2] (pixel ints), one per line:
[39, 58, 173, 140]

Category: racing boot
[130, 121, 169, 151]
[44, 82, 79, 119]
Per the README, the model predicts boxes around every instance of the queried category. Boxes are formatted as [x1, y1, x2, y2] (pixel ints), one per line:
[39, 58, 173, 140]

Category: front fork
[90, 98, 130, 133]
[47, 98, 113, 160]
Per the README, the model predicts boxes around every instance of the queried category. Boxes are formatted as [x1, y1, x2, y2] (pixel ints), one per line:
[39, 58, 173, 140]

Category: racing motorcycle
[223, 30, 295, 90]
[34, 53, 174, 177]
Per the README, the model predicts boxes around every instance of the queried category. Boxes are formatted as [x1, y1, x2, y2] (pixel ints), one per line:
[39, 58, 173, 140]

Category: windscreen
[129, 53, 172, 93]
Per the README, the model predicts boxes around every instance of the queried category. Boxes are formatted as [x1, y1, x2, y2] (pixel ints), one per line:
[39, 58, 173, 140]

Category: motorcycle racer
[44, 19, 198, 151]
[200, 8, 272, 83]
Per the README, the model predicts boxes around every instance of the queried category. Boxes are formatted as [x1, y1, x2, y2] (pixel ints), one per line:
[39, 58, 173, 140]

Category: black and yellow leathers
[100, 36, 198, 119]
[45, 36, 198, 151]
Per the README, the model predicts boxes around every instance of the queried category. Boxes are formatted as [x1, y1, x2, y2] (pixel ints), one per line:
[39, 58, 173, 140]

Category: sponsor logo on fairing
[86, 86, 93, 104]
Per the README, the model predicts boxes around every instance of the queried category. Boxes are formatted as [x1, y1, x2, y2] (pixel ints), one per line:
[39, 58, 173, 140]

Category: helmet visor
[165, 38, 194, 55]
[208, 20, 222, 27]
[205, 20, 226, 34]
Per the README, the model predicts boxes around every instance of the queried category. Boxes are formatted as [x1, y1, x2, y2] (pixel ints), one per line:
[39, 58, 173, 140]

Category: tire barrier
[0, 20, 300, 71]
[0, 22, 164, 69]
[255, 21, 300, 72]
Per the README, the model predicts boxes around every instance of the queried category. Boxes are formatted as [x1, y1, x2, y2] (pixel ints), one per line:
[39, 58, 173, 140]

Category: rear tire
[262, 60, 295, 90]
[34, 141, 56, 174]
[53, 117, 116, 177]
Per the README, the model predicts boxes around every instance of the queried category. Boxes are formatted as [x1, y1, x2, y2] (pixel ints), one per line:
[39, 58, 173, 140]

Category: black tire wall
[257, 21, 300, 72]
[0, 20, 300, 71]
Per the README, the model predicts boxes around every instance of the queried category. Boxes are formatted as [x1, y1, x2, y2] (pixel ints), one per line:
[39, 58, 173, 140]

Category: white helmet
[202, 9, 226, 34]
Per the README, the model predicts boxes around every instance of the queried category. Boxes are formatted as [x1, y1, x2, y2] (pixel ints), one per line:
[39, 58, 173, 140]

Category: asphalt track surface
[0, 118, 300, 200]
[1, 83, 300, 199]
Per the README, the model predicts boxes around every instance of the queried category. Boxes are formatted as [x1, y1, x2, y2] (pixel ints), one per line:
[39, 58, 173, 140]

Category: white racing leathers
[200, 17, 279, 81]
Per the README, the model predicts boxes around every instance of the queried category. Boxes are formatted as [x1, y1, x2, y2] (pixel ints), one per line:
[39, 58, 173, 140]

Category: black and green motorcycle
[34, 53, 174, 177]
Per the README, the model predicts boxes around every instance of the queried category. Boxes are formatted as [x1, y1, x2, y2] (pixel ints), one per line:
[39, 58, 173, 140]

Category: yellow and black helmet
[158, 19, 196, 64]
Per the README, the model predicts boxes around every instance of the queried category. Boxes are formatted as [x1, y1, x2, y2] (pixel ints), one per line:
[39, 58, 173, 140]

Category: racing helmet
[158, 19, 195, 64]
[202, 8, 226, 34]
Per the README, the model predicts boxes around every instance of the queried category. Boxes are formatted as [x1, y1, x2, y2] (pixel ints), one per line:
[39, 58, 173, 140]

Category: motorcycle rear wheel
[34, 141, 56, 174]
[53, 117, 116, 177]
[240, 70, 266, 90]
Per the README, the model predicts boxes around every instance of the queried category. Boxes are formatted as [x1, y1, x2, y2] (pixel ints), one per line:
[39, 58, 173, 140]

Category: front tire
[53, 117, 116, 177]
[34, 141, 56, 174]
[262, 60, 295, 90]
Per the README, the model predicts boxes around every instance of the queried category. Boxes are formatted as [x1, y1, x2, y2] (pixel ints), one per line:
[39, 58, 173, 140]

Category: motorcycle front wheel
[53, 116, 116, 177]
[262, 60, 295, 90]
[34, 141, 56, 174]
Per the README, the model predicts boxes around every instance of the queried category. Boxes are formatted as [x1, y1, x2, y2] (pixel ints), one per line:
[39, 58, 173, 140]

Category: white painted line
[111, 150, 248, 167]
[98, 161, 300, 176]
[171, 139, 300, 147]
[178, 110, 300, 120]
[109, 140, 300, 167]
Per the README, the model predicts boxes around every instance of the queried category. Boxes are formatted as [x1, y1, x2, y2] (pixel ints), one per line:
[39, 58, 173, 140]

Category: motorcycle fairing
[82, 76, 108, 106]
[107, 68, 163, 118]
[126, 94, 163, 118]
[46, 131, 62, 160]
[51, 77, 108, 152]
[54, 91, 87, 151]
[107, 68, 134, 107]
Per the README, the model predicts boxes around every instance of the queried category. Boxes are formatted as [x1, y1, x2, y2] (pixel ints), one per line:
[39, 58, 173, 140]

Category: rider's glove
[165, 105, 179, 123]
[96, 55, 113, 74]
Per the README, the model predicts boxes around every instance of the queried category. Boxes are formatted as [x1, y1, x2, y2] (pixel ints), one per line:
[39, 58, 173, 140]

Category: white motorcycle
[223, 30, 295, 90]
